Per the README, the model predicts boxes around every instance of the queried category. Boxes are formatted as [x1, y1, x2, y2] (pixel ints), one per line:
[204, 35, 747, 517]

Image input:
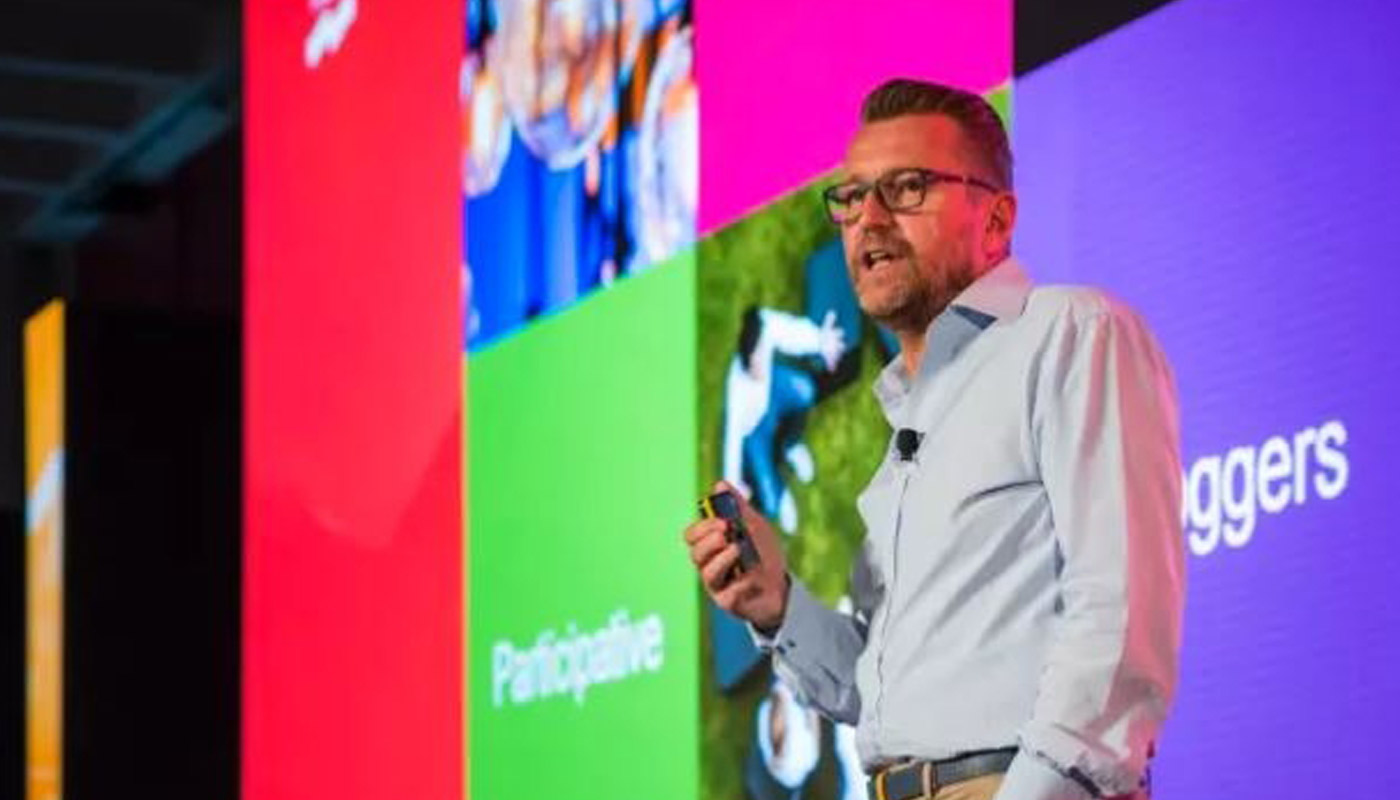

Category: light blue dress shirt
[754, 258, 1184, 799]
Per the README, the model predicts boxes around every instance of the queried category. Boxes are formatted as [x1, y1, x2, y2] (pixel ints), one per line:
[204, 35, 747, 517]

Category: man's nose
[853, 188, 895, 234]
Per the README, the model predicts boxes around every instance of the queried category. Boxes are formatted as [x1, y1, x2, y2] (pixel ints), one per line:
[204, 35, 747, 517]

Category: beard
[849, 230, 978, 336]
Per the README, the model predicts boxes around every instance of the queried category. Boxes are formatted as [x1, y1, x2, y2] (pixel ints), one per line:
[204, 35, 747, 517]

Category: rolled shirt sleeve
[1015, 304, 1185, 797]
[750, 551, 880, 726]
[997, 749, 1095, 800]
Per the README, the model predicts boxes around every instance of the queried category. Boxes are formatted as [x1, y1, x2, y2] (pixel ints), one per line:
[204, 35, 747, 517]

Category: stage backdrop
[468, 254, 700, 800]
[463, 0, 698, 349]
[1014, 0, 1400, 794]
[463, 2, 701, 798]
[239, 0, 1400, 798]
[244, 1, 463, 798]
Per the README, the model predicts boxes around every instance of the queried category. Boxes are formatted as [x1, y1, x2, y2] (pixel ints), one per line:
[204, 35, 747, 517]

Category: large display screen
[464, 0, 697, 349]
[1014, 0, 1400, 793]
[468, 254, 700, 799]
[24, 300, 64, 800]
[243, 1, 463, 798]
[695, 0, 1010, 233]
[464, 4, 702, 794]
[240, 0, 1398, 797]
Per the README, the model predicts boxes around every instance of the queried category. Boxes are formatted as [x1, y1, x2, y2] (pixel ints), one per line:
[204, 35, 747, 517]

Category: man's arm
[1001, 304, 1184, 800]
[751, 544, 879, 725]
[685, 481, 875, 725]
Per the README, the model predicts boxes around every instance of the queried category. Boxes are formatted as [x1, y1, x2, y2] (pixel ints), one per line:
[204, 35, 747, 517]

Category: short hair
[860, 78, 1013, 190]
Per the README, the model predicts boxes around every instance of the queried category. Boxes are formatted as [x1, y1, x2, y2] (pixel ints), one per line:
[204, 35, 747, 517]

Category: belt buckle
[875, 760, 938, 800]
[923, 761, 936, 798]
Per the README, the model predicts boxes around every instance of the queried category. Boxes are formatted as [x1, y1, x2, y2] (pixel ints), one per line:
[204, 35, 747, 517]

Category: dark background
[0, 1, 239, 797]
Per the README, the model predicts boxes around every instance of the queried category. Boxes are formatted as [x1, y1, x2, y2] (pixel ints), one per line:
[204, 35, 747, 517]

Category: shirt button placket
[873, 455, 913, 748]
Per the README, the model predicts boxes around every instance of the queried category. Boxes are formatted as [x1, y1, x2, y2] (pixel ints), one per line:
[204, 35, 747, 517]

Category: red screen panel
[244, 1, 463, 798]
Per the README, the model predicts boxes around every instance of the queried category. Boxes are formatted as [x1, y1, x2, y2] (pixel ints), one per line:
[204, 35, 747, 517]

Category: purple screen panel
[1015, 0, 1400, 795]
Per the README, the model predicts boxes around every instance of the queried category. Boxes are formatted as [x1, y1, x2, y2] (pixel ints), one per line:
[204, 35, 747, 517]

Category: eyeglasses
[822, 167, 1001, 226]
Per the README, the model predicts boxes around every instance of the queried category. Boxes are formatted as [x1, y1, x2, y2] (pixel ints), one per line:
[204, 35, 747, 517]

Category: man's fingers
[701, 543, 741, 593]
[710, 480, 784, 576]
[713, 572, 761, 611]
[736, 491, 767, 537]
[689, 526, 729, 567]
[684, 517, 726, 545]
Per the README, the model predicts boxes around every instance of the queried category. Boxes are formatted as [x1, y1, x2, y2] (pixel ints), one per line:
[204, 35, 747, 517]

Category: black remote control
[698, 490, 762, 581]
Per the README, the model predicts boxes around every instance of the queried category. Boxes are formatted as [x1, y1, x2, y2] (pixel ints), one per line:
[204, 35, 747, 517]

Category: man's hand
[683, 481, 789, 631]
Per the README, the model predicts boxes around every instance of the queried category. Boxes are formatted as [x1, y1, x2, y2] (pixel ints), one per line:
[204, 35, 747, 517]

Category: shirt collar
[873, 256, 1033, 418]
[949, 256, 1032, 323]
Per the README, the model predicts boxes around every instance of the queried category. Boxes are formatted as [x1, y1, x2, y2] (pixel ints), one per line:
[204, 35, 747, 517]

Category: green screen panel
[469, 253, 699, 800]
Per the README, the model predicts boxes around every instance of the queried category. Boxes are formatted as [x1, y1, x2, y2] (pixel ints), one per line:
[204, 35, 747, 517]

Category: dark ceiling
[1015, 0, 1179, 75]
[0, 0, 236, 243]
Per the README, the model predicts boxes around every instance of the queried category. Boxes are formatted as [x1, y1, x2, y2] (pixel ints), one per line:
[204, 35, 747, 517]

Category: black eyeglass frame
[822, 167, 1002, 225]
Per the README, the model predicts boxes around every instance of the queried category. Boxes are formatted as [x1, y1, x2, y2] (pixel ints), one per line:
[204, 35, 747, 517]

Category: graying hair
[861, 78, 1012, 190]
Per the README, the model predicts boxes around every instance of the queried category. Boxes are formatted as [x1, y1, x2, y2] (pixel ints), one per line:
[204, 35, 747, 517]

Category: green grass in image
[696, 177, 889, 800]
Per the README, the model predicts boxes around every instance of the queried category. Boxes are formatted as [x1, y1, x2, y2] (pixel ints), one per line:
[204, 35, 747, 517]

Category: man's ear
[984, 191, 1017, 257]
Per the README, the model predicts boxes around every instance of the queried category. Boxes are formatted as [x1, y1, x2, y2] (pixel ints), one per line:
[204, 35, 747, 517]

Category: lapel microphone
[895, 428, 923, 462]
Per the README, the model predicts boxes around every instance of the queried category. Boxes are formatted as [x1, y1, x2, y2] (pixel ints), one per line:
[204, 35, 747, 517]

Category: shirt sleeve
[996, 749, 1095, 800]
[1021, 305, 1185, 797]
[750, 545, 881, 726]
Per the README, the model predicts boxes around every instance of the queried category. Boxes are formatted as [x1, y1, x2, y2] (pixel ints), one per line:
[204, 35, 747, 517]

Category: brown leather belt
[867, 748, 1017, 800]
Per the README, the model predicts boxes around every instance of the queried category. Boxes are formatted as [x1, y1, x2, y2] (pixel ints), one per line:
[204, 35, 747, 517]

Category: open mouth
[861, 248, 900, 270]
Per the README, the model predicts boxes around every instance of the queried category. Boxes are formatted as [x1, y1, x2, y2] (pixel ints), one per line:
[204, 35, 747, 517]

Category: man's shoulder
[1022, 283, 1144, 329]
[1016, 284, 1170, 375]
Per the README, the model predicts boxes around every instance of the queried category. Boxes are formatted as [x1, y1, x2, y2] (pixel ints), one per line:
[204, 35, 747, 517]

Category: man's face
[838, 113, 1002, 333]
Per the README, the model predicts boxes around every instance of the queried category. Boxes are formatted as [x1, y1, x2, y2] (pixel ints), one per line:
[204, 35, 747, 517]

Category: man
[683, 79, 1184, 800]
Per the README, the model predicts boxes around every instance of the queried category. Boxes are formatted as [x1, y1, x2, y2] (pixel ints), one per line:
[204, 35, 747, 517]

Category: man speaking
[683, 79, 1184, 800]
